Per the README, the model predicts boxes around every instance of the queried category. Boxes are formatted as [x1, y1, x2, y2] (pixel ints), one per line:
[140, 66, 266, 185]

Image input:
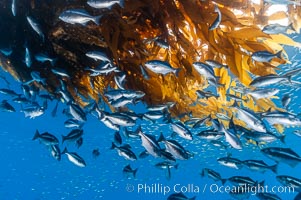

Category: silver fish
[49, 145, 61, 161]
[217, 156, 243, 169]
[62, 129, 84, 143]
[219, 122, 242, 150]
[205, 60, 228, 69]
[171, 121, 193, 140]
[69, 103, 87, 122]
[22, 105, 45, 119]
[197, 129, 224, 140]
[243, 160, 278, 173]
[281, 93, 291, 109]
[101, 117, 120, 131]
[209, 5, 221, 30]
[87, 0, 125, 9]
[0, 88, 19, 97]
[245, 88, 279, 100]
[11, 0, 16, 16]
[232, 102, 267, 133]
[0, 48, 13, 56]
[123, 164, 138, 178]
[201, 168, 226, 185]
[196, 90, 219, 99]
[110, 143, 137, 161]
[59, 9, 102, 25]
[249, 74, 290, 87]
[100, 111, 136, 127]
[140, 65, 150, 80]
[228, 176, 258, 186]
[32, 130, 59, 146]
[0, 100, 15, 112]
[62, 148, 86, 167]
[64, 119, 83, 129]
[24, 47, 32, 68]
[86, 51, 110, 62]
[163, 139, 191, 160]
[26, 16, 44, 41]
[109, 97, 134, 108]
[192, 62, 216, 81]
[51, 68, 70, 77]
[34, 53, 56, 66]
[263, 23, 295, 34]
[137, 126, 162, 157]
[276, 175, 301, 192]
[144, 60, 180, 76]
[241, 130, 285, 144]
[114, 73, 126, 90]
[251, 50, 282, 62]
[262, 111, 301, 126]
[261, 147, 301, 167]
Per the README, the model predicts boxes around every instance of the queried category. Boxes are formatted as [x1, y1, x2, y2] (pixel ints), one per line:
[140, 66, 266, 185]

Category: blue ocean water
[0, 9, 301, 200]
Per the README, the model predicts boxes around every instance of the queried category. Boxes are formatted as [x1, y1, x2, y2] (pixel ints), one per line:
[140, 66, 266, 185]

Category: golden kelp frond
[0, 0, 300, 124]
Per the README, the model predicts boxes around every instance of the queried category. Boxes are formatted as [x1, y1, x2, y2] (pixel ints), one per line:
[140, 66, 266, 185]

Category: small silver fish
[87, 0, 125, 9]
[62, 148, 86, 167]
[281, 93, 291, 109]
[209, 5, 221, 30]
[251, 50, 282, 62]
[59, 9, 102, 25]
[26, 16, 44, 41]
[262, 23, 295, 34]
[0, 48, 13, 56]
[144, 60, 180, 76]
[0, 100, 15, 112]
[35, 53, 56, 66]
[24, 47, 32, 68]
[86, 51, 110, 62]
[11, 0, 16, 16]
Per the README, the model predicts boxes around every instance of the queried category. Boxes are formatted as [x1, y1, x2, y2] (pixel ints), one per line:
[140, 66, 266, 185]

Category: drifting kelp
[0, 0, 300, 131]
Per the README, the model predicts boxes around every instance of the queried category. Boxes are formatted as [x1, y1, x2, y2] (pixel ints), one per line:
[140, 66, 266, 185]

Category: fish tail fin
[174, 163, 179, 170]
[62, 147, 68, 154]
[62, 135, 66, 144]
[166, 167, 171, 180]
[50, 58, 58, 67]
[231, 100, 239, 108]
[258, 180, 265, 188]
[42, 100, 48, 110]
[123, 127, 129, 138]
[200, 169, 205, 177]
[275, 50, 283, 60]
[175, 68, 181, 77]
[221, 179, 227, 185]
[32, 130, 40, 140]
[119, 0, 125, 8]
[288, 23, 296, 32]
[270, 164, 278, 174]
[110, 142, 117, 150]
[133, 168, 138, 178]
[93, 15, 102, 25]
[279, 135, 285, 144]
[135, 125, 142, 135]
[157, 132, 165, 142]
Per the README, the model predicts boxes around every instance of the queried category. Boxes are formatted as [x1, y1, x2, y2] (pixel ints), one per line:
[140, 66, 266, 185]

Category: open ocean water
[1, 1, 301, 200]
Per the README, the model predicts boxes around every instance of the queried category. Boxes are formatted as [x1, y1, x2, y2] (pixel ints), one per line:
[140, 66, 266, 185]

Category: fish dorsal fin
[145, 133, 157, 141]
